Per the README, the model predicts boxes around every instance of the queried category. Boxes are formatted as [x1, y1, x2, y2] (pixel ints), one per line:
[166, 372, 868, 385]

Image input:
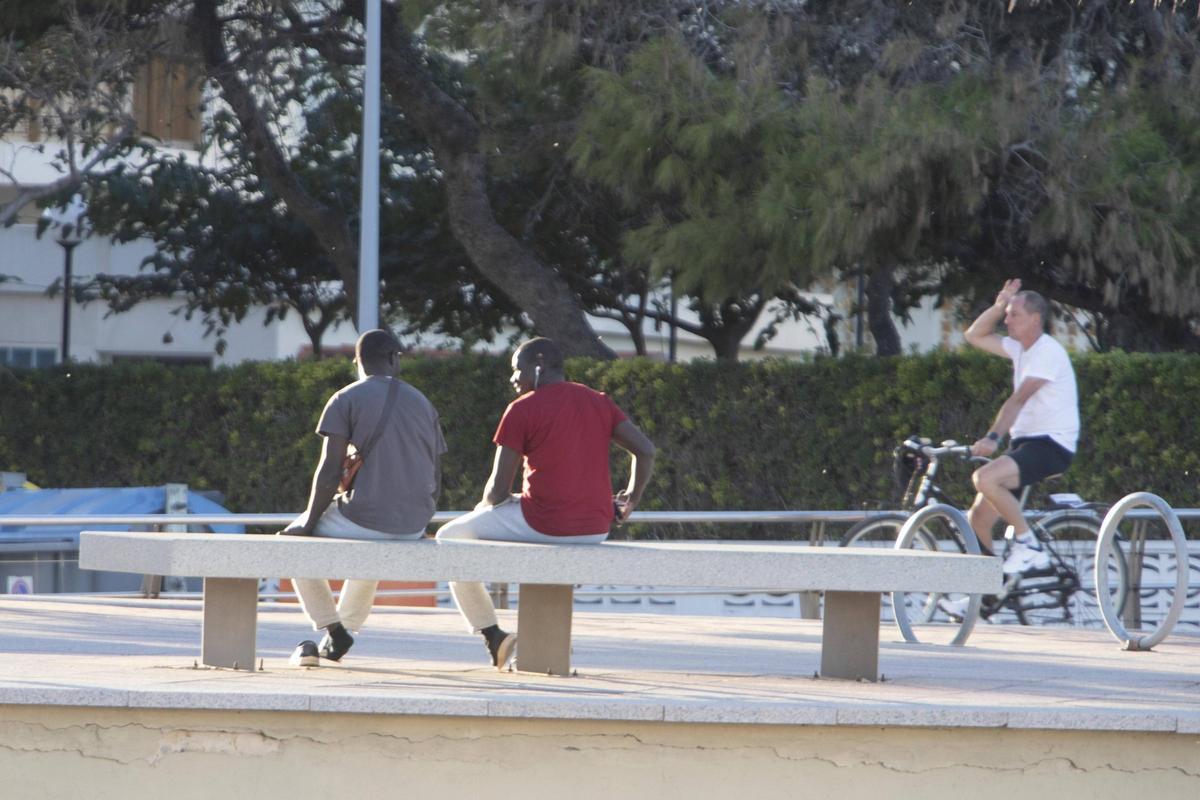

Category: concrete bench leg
[820, 590, 880, 681]
[515, 583, 573, 676]
[201, 577, 258, 671]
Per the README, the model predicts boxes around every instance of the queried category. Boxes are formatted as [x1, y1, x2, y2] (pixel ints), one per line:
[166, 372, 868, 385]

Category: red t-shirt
[493, 382, 628, 536]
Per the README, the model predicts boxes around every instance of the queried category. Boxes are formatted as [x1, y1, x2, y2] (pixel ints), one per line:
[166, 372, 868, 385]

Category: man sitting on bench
[280, 329, 447, 667]
[435, 337, 656, 669]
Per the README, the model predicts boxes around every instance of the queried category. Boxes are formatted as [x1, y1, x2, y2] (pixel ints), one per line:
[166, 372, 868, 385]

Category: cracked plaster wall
[0, 705, 1197, 798]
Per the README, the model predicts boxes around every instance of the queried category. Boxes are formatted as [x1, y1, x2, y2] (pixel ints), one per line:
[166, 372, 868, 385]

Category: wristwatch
[985, 431, 1001, 442]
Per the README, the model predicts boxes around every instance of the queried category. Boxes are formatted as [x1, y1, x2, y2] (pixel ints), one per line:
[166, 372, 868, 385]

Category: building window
[132, 55, 202, 145]
[0, 348, 58, 368]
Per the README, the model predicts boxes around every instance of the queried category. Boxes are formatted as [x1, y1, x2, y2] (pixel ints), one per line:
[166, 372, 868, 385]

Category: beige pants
[292, 502, 425, 632]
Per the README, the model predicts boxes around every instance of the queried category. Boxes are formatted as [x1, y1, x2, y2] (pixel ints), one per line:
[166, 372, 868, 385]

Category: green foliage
[572, 37, 797, 300]
[81, 52, 519, 354]
[2, 352, 1198, 539]
[1032, 65, 1200, 320]
[762, 74, 997, 273]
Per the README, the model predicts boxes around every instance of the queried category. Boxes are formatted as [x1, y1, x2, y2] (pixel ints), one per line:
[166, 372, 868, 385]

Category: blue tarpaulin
[0, 487, 244, 545]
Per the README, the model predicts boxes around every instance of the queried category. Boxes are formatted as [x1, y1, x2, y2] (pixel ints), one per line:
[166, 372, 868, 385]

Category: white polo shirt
[1001, 335, 1079, 452]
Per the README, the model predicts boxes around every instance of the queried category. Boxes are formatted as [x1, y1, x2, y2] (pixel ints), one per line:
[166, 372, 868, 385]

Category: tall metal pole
[668, 271, 678, 363]
[356, 0, 382, 333]
[855, 266, 865, 350]
[60, 240, 78, 363]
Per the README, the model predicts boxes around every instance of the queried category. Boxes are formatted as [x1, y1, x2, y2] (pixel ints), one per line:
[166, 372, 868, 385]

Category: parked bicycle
[841, 435, 1129, 626]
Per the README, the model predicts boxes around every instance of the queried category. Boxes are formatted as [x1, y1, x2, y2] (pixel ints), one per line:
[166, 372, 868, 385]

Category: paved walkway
[0, 596, 1196, 732]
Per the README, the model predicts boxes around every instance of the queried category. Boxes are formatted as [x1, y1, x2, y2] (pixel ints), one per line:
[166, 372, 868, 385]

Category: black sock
[481, 624, 506, 648]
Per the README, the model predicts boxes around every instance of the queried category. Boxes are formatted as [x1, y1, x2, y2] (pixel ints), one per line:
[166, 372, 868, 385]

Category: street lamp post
[58, 237, 79, 363]
[41, 195, 88, 364]
[357, 0, 382, 333]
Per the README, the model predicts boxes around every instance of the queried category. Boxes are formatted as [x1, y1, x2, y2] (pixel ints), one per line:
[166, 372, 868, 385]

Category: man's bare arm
[481, 445, 523, 507]
[970, 377, 1048, 456]
[281, 433, 349, 535]
[612, 420, 656, 520]
[964, 279, 1021, 356]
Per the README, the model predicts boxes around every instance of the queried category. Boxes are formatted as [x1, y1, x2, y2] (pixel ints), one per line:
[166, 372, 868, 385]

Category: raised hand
[995, 278, 1021, 308]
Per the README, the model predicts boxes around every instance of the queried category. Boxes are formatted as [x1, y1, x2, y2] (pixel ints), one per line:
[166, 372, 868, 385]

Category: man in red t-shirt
[435, 337, 656, 669]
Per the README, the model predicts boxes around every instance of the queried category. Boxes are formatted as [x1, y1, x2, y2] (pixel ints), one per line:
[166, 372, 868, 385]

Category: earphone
[534, 365, 542, 389]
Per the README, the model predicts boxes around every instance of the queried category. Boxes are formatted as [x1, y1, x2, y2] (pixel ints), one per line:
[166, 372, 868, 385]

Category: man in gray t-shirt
[280, 329, 447, 667]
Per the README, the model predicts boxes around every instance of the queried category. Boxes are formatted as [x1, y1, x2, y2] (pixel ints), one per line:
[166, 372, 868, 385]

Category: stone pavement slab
[0, 596, 1196, 732]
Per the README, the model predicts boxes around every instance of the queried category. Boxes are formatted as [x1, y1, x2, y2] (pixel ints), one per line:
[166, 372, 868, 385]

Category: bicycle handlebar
[900, 436, 986, 462]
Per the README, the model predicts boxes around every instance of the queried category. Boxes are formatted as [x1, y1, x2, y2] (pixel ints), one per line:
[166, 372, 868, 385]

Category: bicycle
[840, 435, 1129, 626]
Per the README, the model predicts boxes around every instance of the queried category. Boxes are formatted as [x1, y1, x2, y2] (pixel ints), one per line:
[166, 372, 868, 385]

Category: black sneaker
[289, 640, 319, 668]
[318, 622, 354, 662]
[484, 627, 517, 671]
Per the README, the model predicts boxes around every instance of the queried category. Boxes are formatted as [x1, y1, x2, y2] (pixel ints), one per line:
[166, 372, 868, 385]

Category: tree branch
[191, 0, 362, 321]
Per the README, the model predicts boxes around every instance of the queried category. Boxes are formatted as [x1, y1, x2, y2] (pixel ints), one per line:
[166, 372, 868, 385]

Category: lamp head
[41, 194, 89, 245]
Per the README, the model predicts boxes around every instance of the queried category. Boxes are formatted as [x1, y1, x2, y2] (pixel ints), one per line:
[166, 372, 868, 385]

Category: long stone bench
[79, 532, 1000, 681]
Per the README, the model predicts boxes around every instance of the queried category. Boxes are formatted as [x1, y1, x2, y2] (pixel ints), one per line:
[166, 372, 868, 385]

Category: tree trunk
[698, 297, 764, 361]
[866, 263, 902, 356]
[627, 289, 648, 356]
[369, 3, 613, 359]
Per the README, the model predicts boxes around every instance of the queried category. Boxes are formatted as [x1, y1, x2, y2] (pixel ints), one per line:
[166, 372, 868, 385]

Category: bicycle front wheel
[841, 511, 965, 626]
[840, 513, 917, 548]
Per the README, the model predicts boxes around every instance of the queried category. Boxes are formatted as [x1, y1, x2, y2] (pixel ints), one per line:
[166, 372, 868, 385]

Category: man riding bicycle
[963, 279, 1080, 579]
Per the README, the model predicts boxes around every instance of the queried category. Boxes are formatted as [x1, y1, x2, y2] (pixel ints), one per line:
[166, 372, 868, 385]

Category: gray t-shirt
[317, 375, 447, 535]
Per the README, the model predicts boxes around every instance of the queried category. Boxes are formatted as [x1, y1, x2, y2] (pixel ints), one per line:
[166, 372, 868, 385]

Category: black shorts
[1007, 436, 1074, 489]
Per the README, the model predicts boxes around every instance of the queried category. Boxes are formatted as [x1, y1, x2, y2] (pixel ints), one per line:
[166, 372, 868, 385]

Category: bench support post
[820, 590, 880, 681]
[201, 577, 258, 671]
[515, 583, 573, 676]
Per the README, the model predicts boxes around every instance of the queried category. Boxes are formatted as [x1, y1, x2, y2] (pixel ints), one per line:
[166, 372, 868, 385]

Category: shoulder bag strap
[357, 377, 400, 461]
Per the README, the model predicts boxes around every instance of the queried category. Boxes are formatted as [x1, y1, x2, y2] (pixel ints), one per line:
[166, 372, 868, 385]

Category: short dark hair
[516, 337, 564, 371]
[356, 329, 401, 365]
[1017, 290, 1051, 324]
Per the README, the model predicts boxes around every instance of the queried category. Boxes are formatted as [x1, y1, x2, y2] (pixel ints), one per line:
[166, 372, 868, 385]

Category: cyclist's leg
[971, 456, 1025, 547]
[966, 492, 1001, 553]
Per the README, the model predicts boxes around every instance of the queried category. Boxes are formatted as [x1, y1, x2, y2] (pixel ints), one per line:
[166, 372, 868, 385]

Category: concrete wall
[1, 705, 1195, 799]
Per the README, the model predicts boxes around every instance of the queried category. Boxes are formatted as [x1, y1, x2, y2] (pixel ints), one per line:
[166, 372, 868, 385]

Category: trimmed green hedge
[1, 352, 1197, 537]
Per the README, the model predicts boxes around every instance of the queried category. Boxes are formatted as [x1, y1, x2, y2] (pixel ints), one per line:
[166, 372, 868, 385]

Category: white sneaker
[1002, 538, 1051, 575]
[936, 595, 972, 621]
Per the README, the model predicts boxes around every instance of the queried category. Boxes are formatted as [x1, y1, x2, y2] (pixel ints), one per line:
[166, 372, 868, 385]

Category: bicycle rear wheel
[1041, 511, 1128, 626]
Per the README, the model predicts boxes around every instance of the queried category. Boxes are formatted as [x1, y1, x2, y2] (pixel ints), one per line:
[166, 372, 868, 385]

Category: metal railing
[0, 509, 888, 527]
[3, 507, 1198, 528]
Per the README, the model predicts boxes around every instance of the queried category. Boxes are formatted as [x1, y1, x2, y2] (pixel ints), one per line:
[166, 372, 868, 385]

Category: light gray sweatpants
[434, 496, 607, 631]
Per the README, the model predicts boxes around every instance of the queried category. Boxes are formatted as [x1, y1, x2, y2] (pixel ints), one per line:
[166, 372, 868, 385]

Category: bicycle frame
[897, 438, 972, 511]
